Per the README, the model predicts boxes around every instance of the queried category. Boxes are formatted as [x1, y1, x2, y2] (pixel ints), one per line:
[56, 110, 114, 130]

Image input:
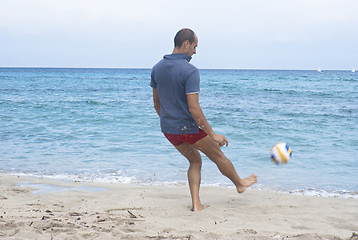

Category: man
[150, 28, 257, 211]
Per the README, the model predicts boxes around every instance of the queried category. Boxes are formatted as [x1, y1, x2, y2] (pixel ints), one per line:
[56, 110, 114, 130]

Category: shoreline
[3, 171, 358, 200]
[1, 174, 357, 239]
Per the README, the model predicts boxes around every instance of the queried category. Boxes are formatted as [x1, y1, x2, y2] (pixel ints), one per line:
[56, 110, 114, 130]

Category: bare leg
[175, 143, 208, 211]
[194, 136, 257, 193]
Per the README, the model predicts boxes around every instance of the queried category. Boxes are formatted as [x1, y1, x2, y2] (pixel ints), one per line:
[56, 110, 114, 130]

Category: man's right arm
[153, 88, 160, 117]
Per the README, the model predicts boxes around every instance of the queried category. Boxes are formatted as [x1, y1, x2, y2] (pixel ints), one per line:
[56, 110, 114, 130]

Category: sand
[0, 174, 357, 240]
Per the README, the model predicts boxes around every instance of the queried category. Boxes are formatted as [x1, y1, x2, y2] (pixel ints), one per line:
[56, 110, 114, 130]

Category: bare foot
[192, 204, 209, 212]
[236, 174, 257, 193]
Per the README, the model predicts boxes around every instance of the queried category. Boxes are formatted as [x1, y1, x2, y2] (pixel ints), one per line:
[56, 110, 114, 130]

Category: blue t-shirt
[151, 53, 200, 134]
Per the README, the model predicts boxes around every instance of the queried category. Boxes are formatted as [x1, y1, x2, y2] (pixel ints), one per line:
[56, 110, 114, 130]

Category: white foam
[251, 184, 358, 199]
[288, 188, 358, 199]
[7, 171, 136, 185]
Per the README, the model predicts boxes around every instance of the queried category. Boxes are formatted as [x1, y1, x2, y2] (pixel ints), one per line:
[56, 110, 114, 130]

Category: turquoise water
[1, 68, 357, 197]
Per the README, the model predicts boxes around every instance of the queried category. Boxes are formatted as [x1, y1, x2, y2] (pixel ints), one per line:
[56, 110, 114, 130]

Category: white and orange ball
[270, 142, 292, 165]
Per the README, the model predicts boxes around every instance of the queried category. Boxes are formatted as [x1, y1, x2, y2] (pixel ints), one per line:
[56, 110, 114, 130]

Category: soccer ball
[270, 142, 292, 165]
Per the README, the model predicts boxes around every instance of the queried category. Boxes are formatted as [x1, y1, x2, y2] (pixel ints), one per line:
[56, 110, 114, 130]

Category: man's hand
[211, 134, 228, 147]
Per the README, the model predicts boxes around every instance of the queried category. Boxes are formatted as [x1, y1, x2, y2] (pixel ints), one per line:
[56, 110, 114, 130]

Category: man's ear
[183, 40, 190, 49]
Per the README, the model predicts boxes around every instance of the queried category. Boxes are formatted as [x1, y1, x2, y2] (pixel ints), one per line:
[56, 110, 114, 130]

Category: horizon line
[0, 66, 356, 71]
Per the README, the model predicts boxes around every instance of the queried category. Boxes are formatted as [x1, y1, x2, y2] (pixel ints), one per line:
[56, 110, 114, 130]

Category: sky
[1, 0, 357, 70]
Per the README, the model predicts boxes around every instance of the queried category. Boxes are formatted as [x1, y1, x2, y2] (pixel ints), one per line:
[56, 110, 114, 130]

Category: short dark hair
[174, 28, 196, 48]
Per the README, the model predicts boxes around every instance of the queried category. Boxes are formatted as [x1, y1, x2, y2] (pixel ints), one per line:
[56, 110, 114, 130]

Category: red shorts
[164, 129, 208, 146]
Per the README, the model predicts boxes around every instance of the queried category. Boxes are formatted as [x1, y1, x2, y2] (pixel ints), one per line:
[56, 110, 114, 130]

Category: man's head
[173, 28, 198, 57]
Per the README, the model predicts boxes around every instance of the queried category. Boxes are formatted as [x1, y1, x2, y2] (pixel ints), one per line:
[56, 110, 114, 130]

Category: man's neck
[172, 47, 186, 55]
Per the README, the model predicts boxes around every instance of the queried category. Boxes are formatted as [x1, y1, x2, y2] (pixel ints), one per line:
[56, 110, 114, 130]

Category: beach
[1, 68, 358, 239]
[1, 174, 357, 240]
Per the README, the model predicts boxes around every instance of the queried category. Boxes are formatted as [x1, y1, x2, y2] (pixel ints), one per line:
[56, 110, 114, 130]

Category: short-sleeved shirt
[151, 53, 200, 134]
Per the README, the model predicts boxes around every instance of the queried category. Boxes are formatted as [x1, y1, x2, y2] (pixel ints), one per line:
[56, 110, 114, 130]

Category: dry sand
[0, 174, 357, 240]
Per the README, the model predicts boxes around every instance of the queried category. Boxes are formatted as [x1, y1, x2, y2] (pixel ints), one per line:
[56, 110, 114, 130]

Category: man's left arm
[187, 93, 228, 147]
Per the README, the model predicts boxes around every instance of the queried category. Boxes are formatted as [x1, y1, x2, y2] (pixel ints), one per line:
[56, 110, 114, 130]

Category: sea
[1, 68, 357, 198]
